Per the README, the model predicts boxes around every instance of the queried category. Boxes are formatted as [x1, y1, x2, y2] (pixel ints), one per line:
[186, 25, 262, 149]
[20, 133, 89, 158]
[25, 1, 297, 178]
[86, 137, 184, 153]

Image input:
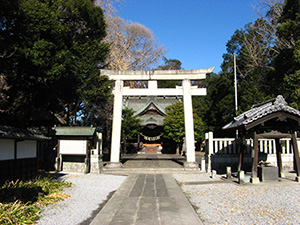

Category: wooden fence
[0, 158, 38, 183]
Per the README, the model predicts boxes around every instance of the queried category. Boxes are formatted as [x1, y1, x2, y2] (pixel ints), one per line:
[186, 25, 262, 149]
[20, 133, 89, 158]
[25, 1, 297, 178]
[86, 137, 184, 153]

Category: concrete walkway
[90, 174, 202, 225]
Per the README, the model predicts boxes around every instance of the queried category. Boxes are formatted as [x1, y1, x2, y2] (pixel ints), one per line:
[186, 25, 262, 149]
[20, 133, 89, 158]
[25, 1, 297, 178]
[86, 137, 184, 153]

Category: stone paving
[90, 173, 202, 225]
[97, 154, 300, 224]
[122, 154, 184, 168]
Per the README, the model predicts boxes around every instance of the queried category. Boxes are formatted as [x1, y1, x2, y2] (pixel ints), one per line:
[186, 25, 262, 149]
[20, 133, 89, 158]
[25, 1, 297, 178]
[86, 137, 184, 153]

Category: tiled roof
[223, 95, 300, 130]
[52, 126, 96, 136]
[0, 126, 49, 140]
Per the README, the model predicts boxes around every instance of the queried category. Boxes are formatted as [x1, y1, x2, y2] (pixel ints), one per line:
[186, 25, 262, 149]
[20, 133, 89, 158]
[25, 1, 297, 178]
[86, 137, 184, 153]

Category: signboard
[59, 140, 87, 155]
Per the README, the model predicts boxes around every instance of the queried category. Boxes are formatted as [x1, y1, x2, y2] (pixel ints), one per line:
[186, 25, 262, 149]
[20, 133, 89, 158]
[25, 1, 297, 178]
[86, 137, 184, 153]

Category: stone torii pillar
[101, 68, 214, 170]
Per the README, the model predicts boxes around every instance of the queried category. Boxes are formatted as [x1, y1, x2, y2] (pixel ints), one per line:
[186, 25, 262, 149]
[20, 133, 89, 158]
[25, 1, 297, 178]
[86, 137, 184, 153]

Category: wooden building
[223, 95, 300, 183]
[124, 96, 181, 154]
[52, 126, 102, 173]
[0, 126, 49, 183]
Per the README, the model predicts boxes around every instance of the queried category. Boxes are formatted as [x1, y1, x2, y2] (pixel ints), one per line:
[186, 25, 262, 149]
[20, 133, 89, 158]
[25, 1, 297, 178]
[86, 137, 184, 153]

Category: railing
[205, 132, 297, 171]
[208, 135, 294, 155]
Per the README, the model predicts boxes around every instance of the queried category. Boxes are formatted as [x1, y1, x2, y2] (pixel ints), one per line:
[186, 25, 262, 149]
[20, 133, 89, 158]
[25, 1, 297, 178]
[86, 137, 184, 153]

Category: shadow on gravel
[79, 190, 116, 225]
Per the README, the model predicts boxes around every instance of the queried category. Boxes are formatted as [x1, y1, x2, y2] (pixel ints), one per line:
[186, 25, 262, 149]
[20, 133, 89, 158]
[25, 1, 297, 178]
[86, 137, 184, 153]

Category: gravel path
[173, 174, 300, 225]
[37, 173, 126, 225]
[37, 172, 300, 225]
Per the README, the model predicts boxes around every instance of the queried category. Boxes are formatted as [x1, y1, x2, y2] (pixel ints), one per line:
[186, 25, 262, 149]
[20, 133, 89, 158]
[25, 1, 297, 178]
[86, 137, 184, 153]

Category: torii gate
[101, 68, 214, 170]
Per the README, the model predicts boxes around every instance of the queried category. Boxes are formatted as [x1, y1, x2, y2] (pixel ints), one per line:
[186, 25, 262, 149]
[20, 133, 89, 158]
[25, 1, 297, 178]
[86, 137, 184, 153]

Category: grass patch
[0, 175, 71, 224]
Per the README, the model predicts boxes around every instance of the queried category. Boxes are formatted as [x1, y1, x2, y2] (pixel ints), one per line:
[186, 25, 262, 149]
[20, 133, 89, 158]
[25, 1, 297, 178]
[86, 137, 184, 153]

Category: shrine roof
[51, 126, 96, 137]
[125, 96, 179, 116]
[135, 101, 166, 116]
[0, 126, 49, 140]
[223, 95, 300, 130]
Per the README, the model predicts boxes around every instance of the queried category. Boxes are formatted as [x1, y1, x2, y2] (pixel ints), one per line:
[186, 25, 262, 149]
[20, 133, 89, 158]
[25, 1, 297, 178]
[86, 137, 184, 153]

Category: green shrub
[0, 175, 71, 224]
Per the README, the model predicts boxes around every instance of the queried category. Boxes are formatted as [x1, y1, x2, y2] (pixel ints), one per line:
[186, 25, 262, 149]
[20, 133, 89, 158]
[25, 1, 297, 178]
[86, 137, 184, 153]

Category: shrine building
[124, 96, 181, 154]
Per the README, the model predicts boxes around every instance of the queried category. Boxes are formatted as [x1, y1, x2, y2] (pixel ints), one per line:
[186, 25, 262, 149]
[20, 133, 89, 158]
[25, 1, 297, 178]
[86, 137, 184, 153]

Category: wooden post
[251, 132, 260, 183]
[275, 138, 284, 178]
[291, 132, 300, 181]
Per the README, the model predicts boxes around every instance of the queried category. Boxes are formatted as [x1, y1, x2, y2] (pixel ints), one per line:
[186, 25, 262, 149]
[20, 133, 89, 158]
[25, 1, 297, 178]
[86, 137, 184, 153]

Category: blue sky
[117, 0, 259, 73]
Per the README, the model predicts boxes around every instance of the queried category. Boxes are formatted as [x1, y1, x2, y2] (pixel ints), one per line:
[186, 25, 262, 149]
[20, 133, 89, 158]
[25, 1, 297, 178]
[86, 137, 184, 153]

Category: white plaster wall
[0, 139, 14, 160]
[17, 140, 37, 159]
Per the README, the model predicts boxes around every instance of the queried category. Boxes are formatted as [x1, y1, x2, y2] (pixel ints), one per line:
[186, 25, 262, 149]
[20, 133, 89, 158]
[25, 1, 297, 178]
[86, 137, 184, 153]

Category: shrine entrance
[101, 68, 213, 170]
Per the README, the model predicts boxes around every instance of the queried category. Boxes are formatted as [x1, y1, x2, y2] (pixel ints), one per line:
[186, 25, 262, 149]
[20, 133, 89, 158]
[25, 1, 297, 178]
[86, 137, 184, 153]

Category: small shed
[52, 126, 102, 173]
[223, 95, 300, 183]
[0, 126, 49, 183]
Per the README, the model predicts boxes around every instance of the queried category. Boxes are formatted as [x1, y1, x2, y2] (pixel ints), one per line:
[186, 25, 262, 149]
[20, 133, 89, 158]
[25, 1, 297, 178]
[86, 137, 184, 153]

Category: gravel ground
[37, 172, 300, 225]
[173, 174, 300, 225]
[37, 172, 126, 225]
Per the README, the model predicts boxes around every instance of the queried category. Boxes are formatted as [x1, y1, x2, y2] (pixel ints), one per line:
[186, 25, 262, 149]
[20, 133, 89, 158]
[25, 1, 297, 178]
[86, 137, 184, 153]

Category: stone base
[184, 162, 200, 171]
[90, 154, 103, 174]
[296, 176, 300, 182]
[105, 162, 123, 169]
[250, 177, 260, 184]
[258, 166, 278, 181]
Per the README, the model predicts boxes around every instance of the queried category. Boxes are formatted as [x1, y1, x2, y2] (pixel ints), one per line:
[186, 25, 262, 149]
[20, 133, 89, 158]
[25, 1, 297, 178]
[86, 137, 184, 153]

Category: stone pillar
[91, 133, 103, 173]
[226, 166, 232, 179]
[238, 170, 245, 184]
[205, 131, 214, 172]
[107, 80, 123, 168]
[182, 79, 198, 170]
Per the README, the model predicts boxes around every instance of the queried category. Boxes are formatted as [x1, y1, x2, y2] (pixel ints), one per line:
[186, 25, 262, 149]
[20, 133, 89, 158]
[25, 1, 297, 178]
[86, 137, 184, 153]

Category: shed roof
[223, 95, 300, 130]
[52, 126, 96, 137]
[0, 126, 49, 140]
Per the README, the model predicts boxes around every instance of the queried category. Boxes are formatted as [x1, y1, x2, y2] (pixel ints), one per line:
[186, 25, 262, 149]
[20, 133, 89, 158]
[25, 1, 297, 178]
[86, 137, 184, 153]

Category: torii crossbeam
[101, 68, 214, 170]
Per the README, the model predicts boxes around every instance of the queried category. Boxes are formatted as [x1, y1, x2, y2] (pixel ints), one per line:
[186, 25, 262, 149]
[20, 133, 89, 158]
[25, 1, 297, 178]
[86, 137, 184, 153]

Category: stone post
[182, 79, 198, 170]
[206, 132, 213, 172]
[107, 80, 123, 168]
[91, 133, 103, 173]
[238, 170, 245, 184]
[226, 166, 232, 179]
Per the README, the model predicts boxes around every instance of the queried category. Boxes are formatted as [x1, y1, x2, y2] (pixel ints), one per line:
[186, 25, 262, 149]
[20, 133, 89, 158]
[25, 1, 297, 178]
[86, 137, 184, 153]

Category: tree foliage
[156, 57, 182, 88]
[163, 101, 204, 148]
[0, 0, 110, 126]
[121, 108, 142, 140]
[274, 0, 300, 109]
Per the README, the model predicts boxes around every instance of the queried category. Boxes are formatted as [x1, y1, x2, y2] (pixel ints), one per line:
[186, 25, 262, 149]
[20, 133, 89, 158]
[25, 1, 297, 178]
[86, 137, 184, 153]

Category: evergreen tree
[274, 0, 300, 109]
[156, 57, 182, 88]
[163, 101, 204, 153]
[0, 0, 109, 126]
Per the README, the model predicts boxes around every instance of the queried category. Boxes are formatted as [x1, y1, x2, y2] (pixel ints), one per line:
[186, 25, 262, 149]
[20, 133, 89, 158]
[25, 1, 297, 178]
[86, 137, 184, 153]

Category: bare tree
[239, 0, 286, 77]
[104, 16, 165, 71]
[94, 0, 122, 17]
[95, 0, 166, 72]
[253, 0, 294, 50]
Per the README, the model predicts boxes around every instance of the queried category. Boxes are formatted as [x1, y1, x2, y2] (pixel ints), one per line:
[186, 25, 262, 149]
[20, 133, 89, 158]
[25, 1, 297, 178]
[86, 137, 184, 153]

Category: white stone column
[207, 131, 214, 172]
[182, 79, 198, 170]
[91, 132, 103, 173]
[108, 80, 123, 167]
